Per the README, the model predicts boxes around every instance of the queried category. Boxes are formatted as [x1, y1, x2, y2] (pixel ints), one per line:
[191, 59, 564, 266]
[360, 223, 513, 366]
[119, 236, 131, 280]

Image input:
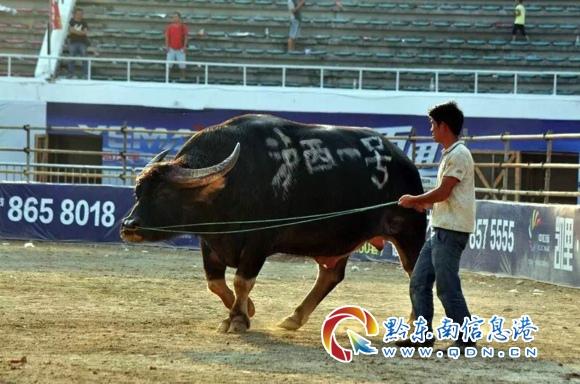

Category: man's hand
[399, 195, 432, 212]
[398, 194, 417, 208]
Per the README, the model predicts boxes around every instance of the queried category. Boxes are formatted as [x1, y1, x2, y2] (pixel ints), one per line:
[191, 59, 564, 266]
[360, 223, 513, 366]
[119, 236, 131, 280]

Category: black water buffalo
[121, 114, 426, 333]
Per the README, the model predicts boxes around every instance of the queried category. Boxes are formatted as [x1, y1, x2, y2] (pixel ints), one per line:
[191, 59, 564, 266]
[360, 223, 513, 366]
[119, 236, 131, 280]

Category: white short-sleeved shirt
[431, 141, 476, 233]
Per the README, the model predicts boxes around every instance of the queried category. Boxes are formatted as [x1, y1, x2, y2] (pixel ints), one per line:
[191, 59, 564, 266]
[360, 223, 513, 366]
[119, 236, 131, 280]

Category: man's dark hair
[428, 101, 464, 136]
[174, 11, 181, 18]
[74, 8, 83, 13]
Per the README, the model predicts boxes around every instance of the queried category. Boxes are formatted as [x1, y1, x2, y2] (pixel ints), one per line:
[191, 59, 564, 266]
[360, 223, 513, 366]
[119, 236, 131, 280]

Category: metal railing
[2, 53, 579, 95]
[1, 124, 579, 203]
[0, 162, 136, 185]
[408, 132, 580, 203]
[0, 124, 193, 184]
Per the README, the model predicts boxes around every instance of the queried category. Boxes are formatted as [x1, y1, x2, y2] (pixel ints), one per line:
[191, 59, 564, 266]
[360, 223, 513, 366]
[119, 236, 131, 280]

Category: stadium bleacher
[1, 0, 578, 94]
[0, 0, 48, 76]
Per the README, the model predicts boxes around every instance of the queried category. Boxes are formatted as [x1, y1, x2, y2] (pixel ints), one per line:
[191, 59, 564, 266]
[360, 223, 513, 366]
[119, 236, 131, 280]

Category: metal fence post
[121, 122, 128, 185]
[544, 131, 553, 204]
[502, 132, 510, 201]
[24, 125, 31, 182]
[410, 128, 416, 162]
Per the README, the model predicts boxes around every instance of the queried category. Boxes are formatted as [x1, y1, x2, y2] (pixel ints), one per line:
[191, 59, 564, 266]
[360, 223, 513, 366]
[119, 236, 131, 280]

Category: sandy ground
[0, 240, 578, 384]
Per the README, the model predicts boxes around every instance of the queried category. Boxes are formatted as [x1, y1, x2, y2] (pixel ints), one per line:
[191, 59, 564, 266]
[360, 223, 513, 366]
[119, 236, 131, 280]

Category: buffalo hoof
[277, 315, 302, 331]
[248, 298, 256, 318]
[228, 315, 250, 333]
[217, 318, 231, 333]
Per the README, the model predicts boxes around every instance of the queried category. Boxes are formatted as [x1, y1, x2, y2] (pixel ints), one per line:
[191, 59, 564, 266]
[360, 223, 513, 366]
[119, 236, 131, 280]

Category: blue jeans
[68, 41, 88, 76]
[410, 228, 471, 328]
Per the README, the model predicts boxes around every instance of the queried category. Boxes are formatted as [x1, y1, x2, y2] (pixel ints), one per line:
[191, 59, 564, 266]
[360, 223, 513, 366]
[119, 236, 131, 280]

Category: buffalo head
[120, 143, 240, 242]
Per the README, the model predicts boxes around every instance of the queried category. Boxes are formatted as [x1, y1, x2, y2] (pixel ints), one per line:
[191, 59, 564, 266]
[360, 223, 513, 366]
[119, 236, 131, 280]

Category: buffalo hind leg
[278, 255, 348, 331]
[385, 235, 419, 322]
[384, 236, 415, 277]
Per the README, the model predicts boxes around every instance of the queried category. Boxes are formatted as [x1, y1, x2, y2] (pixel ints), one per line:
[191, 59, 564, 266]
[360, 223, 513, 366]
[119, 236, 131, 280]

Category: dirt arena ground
[0, 241, 578, 384]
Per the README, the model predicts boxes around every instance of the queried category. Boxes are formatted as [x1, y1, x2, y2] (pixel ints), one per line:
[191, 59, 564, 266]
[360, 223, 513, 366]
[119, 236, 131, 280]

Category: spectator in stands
[165, 12, 189, 80]
[512, 0, 529, 42]
[67, 8, 89, 78]
[333, 0, 343, 11]
[287, 0, 305, 51]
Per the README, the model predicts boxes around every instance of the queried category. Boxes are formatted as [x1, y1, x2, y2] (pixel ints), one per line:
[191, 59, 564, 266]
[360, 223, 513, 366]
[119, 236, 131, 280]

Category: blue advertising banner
[353, 201, 580, 288]
[46, 103, 580, 171]
[0, 183, 199, 247]
[462, 201, 580, 288]
[1, 183, 578, 287]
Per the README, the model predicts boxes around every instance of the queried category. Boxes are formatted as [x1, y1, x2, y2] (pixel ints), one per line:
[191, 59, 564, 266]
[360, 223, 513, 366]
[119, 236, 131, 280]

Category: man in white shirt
[398, 101, 476, 350]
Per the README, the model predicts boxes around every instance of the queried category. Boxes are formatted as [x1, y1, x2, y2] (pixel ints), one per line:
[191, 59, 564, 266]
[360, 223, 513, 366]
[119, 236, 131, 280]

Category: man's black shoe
[395, 339, 434, 348]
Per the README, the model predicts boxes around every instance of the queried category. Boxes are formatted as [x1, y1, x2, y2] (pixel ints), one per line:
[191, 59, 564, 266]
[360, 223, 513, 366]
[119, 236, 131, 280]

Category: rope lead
[134, 200, 400, 235]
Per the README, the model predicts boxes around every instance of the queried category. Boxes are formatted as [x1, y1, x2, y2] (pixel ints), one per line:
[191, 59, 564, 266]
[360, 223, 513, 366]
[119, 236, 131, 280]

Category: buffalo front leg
[218, 252, 266, 334]
[202, 242, 255, 323]
[207, 279, 256, 318]
[278, 255, 348, 331]
[218, 275, 257, 333]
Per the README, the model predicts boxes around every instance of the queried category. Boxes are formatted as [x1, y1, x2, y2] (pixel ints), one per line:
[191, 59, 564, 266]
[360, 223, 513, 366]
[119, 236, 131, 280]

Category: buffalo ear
[190, 176, 227, 202]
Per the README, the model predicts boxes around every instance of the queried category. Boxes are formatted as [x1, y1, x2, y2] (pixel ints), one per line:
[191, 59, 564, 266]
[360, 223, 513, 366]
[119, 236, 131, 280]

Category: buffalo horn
[144, 149, 170, 168]
[170, 142, 241, 186]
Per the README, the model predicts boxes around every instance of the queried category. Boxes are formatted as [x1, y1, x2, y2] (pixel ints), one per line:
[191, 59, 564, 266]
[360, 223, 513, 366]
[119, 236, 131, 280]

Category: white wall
[1, 77, 580, 121]
[0, 100, 47, 163]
